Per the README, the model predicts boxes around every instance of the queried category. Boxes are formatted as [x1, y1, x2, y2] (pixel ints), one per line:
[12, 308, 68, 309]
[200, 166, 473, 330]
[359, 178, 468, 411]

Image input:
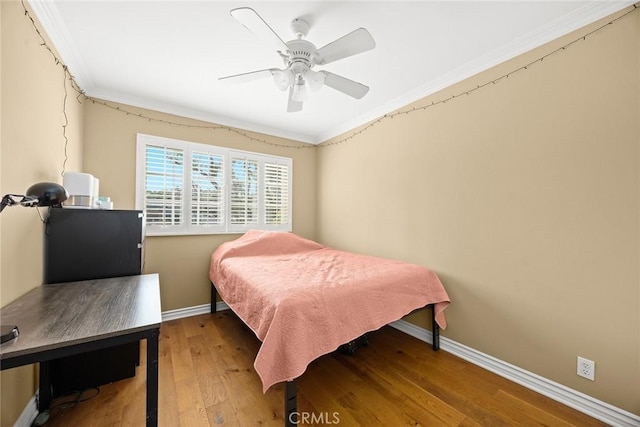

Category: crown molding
[27, 0, 94, 91]
[317, 0, 636, 143]
[26, 0, 318, 145]
[27, 1, 634, 146]
[86, 87, 318, 145]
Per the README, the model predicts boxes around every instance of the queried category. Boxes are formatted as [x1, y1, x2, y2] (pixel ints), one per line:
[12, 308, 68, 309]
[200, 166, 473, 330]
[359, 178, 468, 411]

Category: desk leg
[38, 360, 52, 411]
[146, 329, 159, 427]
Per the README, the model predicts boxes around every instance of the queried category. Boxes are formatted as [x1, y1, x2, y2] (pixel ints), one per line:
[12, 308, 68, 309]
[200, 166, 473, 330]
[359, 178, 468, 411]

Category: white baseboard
[14, 393, 38, 427]
[161, 303, 211, 321]
[19, 304, 637, 427]
[161, 301, 229, 321]
[389, 319, 640, 427]
[165, 304, 639, 426]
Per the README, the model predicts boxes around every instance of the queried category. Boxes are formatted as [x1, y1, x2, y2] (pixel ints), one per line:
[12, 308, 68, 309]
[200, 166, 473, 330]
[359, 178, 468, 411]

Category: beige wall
[0, 1, 84, 425]
[82, 101, 317, 311]
[318, 9, 639, 414]
[2, 0, 638, 423]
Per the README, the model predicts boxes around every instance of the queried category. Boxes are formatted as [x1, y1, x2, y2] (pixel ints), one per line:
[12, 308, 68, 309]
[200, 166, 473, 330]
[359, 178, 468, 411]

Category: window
[136, 134, 292, 235]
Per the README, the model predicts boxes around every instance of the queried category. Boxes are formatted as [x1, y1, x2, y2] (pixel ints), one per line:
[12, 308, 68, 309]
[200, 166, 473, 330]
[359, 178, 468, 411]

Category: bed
[209, 230, 450, 425]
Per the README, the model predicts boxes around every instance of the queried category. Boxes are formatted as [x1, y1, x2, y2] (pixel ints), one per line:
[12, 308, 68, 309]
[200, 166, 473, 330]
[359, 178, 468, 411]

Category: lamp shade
[272, 70, 292, 91]
[305, 70, 325, 92]
[292, 79, 309, 102]
[26, 182, 68, 207]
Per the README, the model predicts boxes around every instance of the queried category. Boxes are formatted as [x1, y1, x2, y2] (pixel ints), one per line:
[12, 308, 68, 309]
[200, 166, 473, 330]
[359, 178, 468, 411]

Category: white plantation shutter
[191, 152, 224, 226]
[136, 134, 292, 235]
[264, 162, 289, 225]
[230, 157, 259, 226]
[143, 144, 184, 227]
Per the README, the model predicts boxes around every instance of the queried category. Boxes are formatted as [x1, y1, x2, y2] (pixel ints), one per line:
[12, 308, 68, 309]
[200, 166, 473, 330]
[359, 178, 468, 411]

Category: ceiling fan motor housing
[285, 39, 316, 75]
[290, 18, 310, 38]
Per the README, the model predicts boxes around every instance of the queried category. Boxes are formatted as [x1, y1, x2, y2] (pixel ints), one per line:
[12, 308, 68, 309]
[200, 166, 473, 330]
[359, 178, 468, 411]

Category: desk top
[0, 274, 161, 363]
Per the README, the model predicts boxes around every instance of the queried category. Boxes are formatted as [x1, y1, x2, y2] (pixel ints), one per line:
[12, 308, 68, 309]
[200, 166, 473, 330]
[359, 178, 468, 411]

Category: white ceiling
[30, 1, 633, 144]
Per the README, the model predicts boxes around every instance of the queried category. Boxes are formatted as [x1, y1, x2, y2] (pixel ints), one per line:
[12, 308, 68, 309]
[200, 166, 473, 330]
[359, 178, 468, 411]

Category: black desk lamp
[0, 182, 68, 344]
[0, 182, 68, 213]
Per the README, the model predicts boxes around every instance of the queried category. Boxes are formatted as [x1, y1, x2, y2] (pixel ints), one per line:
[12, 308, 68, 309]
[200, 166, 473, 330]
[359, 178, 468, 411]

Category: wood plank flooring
[43, 311, 606, 426]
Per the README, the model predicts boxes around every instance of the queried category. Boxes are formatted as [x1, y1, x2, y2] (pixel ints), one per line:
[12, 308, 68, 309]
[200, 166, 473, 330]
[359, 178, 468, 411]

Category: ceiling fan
[219, 7, 376, 112]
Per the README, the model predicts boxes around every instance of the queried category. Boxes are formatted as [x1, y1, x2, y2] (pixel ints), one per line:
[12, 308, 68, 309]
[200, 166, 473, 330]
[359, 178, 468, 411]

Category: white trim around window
[135, 133, 292, 236]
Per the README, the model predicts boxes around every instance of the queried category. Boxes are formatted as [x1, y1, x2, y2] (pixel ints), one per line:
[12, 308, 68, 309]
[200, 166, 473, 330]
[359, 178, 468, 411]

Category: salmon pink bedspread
[209, 230, 450, 393]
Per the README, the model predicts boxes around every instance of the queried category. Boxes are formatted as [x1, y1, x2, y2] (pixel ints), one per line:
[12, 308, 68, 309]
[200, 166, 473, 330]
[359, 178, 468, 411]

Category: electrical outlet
[577, 356, 595, 381]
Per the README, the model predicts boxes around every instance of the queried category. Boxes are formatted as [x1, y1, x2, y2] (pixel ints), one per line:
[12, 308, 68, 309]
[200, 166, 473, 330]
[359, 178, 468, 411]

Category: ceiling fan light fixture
[305, 70, 325, 92]
[291, 77, 309, 102]
[272, 70, 292, 91]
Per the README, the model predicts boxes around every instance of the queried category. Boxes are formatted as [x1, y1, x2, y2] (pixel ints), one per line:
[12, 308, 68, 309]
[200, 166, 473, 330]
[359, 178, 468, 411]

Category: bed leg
[431, 304, 440, 351]
[211, 282, 217, 314]
[284, 380, 297, 427]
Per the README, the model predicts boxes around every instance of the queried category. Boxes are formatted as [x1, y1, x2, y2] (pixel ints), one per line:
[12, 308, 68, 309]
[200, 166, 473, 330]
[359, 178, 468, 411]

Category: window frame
[135, 133, 292, 236]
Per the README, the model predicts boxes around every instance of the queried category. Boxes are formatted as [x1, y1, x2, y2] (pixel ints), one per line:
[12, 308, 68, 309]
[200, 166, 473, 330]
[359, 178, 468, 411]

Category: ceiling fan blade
[320, 71, 369, 99]
[219, 69, 278, 84]
[315, 28, 376, 66]
[287, 86, 303, 112]
[231, 7, 289, 53]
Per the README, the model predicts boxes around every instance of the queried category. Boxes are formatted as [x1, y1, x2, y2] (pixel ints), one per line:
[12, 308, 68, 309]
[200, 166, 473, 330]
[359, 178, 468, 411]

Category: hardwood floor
[43, 311, 606, 426]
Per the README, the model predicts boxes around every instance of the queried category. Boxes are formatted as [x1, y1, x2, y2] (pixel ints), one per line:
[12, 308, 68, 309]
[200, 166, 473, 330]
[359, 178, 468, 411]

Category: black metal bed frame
[211, 282, 440, 427]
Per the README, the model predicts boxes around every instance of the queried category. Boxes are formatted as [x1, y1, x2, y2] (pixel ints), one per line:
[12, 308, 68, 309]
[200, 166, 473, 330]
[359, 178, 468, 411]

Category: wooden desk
[0, 274, 161, 426]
